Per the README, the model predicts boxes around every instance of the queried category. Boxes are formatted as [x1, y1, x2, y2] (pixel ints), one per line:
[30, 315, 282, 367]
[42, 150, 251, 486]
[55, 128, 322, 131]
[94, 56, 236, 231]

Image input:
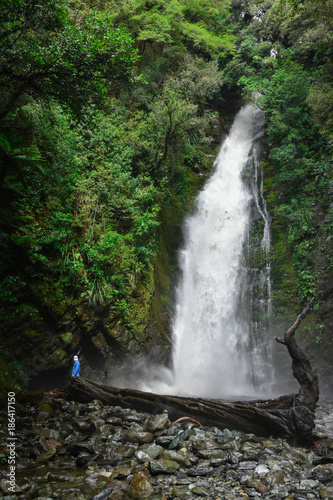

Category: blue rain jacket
[72, 360, 80, 376]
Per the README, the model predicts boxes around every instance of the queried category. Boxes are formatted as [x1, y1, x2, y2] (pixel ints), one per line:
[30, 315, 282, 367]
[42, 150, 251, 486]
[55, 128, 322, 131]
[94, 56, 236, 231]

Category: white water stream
[170, 104, 272, 398]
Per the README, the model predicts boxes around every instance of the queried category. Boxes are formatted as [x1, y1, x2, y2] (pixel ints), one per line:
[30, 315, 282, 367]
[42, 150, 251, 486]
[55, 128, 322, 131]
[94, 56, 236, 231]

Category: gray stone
[169, 429, 196, 449]
[155, 435, 174, 446]
[40, 427, 61, 440]
[310, 464, 333, 483]
[267, 469, 285, 485]
[149, 458, 180, 474]
[254, 463, 270, 478]
[36, 412, 50, 422]
[146, 412, 170, 432]
[114, 444, 136, 458]
[74, 420, 92, 431]
[105, 417, 123, 425]
[112, 466, 132, 479]
[91, 489, 113, 500]
[130, 471, 154, 497]
[241, 441, 263, 454]
[191, 485, 210, 496]
[0, 480, 22, 494]
[192, 439, 220, 451]
[160, 449, 191, 467]
[124, 430, 154, 444]
[320, 486, 333, 499]
[187, 466, 210, 477]
[238, 461, 258, 471]
[197, 448, 227, 460]
[35, 449, 57, 462]
[300, 478, 320, 489]
[135, 449, 152, 463]
[140, 443, 164, 459]
[290, 448, 308, 463]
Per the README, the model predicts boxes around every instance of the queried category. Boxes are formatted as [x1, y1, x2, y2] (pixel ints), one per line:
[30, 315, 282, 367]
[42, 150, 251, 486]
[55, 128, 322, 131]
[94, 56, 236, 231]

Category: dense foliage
[0, 0, 332, 387]
[226, 0, 333, 313]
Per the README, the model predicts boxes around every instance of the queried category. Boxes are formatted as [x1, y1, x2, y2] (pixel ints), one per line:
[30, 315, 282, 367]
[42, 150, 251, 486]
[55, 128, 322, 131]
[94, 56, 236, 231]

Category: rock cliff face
[2, 277, 173, 392]
[299, 252, 333, 395]
[265, 166, 333, 396]
[0, 196, 186, 395]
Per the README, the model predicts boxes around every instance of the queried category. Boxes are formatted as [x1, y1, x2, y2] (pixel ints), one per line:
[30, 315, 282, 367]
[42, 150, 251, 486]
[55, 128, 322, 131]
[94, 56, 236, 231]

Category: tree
[97, 0, 235, 56]
[0, 0, 139, 119]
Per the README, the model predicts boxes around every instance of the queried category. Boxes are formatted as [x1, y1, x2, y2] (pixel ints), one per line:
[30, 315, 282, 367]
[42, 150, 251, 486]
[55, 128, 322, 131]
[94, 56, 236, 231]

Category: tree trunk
[275, 304, 319, 411]
[64, 377, 316, 442]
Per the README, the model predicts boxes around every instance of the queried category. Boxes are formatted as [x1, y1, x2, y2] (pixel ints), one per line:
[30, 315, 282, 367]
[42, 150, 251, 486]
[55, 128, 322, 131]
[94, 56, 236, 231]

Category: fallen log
[65, 377, 315, 442]
[64, 306, 319, 443]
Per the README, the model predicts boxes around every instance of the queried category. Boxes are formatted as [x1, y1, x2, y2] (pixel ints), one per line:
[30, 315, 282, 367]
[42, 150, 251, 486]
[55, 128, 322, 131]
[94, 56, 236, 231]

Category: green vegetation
[0, 0, 229, 386]
[225, 0, 333, 313]
[0, 0, 332, 388]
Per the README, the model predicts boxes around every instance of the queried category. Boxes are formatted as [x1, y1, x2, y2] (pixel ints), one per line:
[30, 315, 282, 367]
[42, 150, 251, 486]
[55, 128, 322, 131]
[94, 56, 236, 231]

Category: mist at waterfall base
[112, 105, 294, 400]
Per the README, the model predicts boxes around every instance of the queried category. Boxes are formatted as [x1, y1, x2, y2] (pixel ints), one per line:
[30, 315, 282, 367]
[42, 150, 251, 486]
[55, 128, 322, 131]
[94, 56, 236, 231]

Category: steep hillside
[0, 0, 332, 397]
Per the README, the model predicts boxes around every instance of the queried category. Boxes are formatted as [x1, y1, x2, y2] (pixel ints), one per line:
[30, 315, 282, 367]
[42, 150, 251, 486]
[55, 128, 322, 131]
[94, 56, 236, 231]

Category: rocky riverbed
[1, 396, 333, 500]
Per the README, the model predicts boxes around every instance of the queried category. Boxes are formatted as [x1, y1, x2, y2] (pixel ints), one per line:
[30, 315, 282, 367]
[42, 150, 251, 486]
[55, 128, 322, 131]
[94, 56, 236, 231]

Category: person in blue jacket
[72, 355, 80, 377]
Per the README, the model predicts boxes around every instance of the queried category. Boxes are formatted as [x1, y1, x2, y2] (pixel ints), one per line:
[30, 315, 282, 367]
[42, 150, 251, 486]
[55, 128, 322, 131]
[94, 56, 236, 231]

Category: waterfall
[171, 104, 272, 399]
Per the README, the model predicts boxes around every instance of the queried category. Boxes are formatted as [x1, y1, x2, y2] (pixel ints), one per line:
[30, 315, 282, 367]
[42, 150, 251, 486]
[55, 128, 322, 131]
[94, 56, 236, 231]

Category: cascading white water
[171, 104, 271, 399]
[246, 130, 274, 393]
